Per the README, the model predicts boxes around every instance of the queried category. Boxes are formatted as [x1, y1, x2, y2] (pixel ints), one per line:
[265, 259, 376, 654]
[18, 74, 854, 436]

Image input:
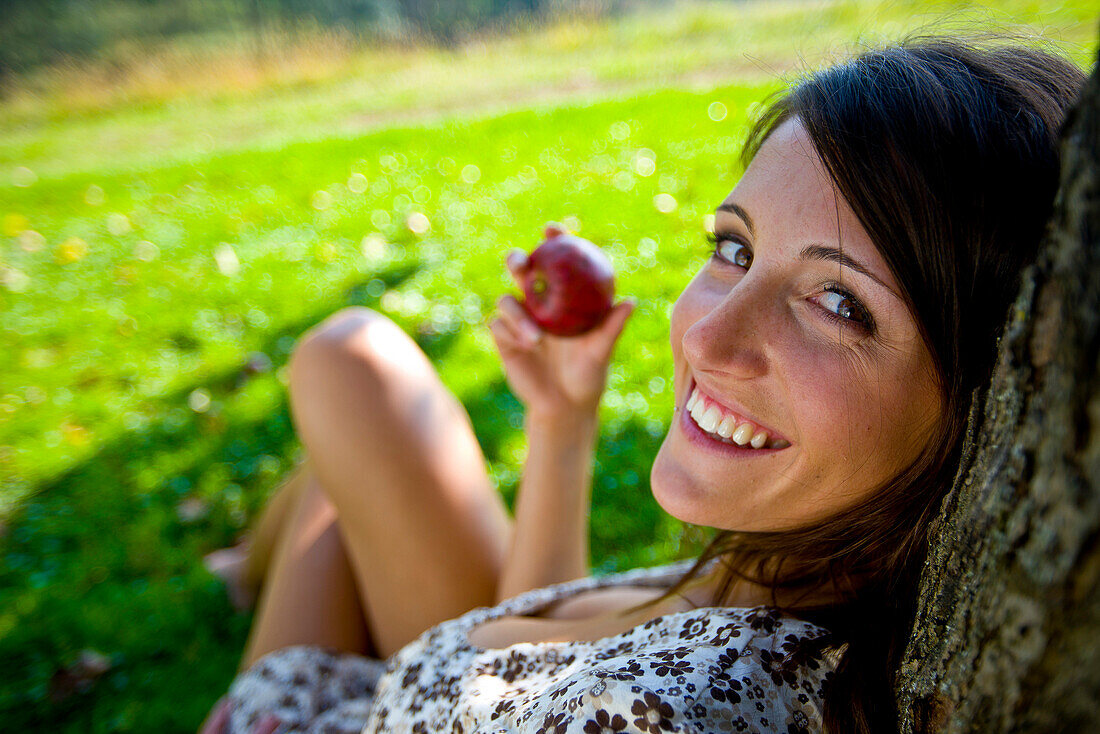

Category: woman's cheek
[785, 350, 874, 456]
[668, 284, 702, 360]
[670, 275, 725, 352]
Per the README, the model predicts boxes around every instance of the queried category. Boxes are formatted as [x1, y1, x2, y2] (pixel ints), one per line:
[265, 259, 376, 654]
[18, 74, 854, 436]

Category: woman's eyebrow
[717, 203, 897, 296]
[800, 244, 894, 293]
[716, 202, 756, 238]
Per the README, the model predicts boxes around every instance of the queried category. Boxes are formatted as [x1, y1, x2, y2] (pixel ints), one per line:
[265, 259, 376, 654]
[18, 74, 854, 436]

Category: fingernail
[253, 714, 282, 734]
[544, 222, 567, 238]
[522, 323, 542, 344]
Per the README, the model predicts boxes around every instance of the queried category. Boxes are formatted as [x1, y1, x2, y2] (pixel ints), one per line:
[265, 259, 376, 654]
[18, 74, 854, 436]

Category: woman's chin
[650, 444, 773, 532]
[650, 449, 724, 528]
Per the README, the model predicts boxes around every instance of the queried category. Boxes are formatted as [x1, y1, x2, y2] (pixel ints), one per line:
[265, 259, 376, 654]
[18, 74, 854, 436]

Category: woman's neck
[689, 569, 844, 611]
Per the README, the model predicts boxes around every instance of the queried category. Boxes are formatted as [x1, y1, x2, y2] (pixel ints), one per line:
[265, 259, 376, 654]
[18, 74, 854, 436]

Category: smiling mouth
[685, 385, 790, 450]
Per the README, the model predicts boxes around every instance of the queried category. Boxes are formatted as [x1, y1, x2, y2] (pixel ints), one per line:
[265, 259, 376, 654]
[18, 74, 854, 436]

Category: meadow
[0, 0, 1095, 730]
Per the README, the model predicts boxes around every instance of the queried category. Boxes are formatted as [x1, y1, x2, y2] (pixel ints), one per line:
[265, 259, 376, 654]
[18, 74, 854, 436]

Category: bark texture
[895, 49, 1100, 733]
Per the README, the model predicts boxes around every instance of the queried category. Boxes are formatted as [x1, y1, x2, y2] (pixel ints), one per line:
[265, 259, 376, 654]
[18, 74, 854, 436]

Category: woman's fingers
[587, 299, 636, 360]
[197, 697, 231, 734]
[601, 300, 636, 341]
[505, 249, 528, 282]
[488, 316, 532, 354]
[495, 295, 542, 347]
[251, 714, 282, 734]
[543, 221, 567, 239]
[493, 294, 634, 352]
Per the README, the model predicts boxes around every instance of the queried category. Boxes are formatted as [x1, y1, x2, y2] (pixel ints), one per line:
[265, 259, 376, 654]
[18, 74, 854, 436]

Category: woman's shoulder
[491, 558, 710, 617]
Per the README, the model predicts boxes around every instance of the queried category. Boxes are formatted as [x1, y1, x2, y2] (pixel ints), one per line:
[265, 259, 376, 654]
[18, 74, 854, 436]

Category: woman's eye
[815, 287, 872, 328]
[712, 237, 753, 269]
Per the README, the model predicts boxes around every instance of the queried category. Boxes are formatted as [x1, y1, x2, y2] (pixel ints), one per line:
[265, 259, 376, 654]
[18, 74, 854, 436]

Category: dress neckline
[462, 602, 760, 653]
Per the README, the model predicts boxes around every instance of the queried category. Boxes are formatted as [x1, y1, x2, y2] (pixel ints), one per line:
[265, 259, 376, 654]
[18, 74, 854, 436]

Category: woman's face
[651, 118, 944, 531]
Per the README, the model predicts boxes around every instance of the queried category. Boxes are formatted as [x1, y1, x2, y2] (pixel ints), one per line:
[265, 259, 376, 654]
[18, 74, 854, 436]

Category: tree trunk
[895, 46, 1100, 733]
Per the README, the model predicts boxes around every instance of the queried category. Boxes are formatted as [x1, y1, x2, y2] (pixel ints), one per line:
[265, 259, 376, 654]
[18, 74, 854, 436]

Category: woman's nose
[681, 280, 773, 379]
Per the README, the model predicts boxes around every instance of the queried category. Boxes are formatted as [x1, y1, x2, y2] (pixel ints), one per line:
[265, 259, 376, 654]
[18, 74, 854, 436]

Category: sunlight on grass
[0, 0, 1093, 178]
[0, 79, 770, 729]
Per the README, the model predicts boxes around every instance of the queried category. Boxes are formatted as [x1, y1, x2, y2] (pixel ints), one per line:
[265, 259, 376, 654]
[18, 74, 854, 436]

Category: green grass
[0, 0, 1094, 730]
[3, 0, 1096, 179]
[0, 78, 773, 733]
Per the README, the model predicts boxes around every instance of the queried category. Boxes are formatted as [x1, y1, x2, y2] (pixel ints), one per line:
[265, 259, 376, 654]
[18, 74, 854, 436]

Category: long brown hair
[641, 37, 1085, 733]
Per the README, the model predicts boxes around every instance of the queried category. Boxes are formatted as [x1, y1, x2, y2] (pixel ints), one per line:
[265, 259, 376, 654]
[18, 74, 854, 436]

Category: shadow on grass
[0, 262, 422, 732]
[0, 261, 693, 732]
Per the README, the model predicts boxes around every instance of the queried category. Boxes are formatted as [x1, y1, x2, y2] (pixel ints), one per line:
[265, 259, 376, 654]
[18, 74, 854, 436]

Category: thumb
[592, 299, 635, 356]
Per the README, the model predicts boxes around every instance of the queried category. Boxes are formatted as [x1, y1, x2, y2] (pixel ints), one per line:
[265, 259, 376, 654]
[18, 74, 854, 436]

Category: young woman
[202, 38, 1085, 734]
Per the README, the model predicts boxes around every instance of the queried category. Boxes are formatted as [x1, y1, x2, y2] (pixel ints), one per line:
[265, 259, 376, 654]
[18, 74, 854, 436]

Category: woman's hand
[197, 697, 281, 734]
[489, 249, 634, 421]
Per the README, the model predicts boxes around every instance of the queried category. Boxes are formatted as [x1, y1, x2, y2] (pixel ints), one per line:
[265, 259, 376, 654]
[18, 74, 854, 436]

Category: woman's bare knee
[289, 307, 430, 394]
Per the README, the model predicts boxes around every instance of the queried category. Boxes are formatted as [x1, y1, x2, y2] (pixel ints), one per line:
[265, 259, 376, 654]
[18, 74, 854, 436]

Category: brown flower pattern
[221, 560, 835, 733]
[631, 691, 676, 733]
[583, 709, 628, 733]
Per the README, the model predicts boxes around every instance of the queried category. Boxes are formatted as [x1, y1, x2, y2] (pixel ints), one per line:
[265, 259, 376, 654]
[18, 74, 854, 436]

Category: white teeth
[690, 399, 707, 423]
[688, 386, 788, 450]
[699, 405, 721, 433]
[716, 415, 736, 439]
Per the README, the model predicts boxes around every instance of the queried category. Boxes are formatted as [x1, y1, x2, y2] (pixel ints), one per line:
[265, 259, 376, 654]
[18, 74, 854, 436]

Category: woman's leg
[203, 461, 310, 611]
[241, 473, 370, 667]
[245, 307, 513, 661]
[243, 462, 311, 591]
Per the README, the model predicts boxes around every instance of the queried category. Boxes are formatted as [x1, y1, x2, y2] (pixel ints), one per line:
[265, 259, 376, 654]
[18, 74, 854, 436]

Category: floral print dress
[225, 559, 836, 734]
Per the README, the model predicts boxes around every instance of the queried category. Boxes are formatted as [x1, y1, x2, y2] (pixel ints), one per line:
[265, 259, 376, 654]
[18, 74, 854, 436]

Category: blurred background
[0, 0, 1095, 730]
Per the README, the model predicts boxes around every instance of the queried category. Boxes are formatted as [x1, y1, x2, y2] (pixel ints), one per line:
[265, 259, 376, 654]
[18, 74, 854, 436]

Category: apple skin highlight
[516, 226, 615, 336]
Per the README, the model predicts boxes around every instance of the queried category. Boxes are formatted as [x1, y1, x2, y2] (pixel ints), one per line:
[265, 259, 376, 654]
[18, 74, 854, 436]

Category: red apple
[515, 224, 615, 336]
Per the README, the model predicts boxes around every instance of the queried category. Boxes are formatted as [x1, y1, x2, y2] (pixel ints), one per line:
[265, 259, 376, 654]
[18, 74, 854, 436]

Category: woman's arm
[488, 249, 633, 603]
[495, 408, 599, 602]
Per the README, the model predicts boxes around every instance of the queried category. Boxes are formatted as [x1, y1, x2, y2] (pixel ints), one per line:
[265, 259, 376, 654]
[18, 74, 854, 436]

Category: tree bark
[896, 46, 1100, 733]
